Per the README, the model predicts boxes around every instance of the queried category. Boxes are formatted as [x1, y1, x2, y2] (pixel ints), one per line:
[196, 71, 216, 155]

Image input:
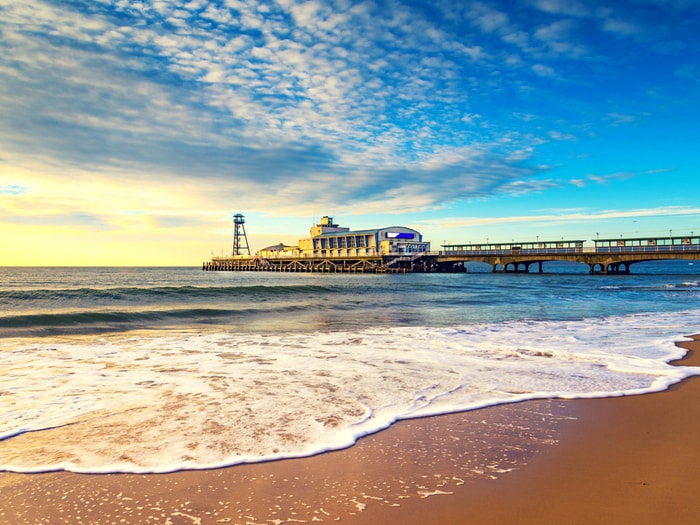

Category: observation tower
[232, 213, 251, 256]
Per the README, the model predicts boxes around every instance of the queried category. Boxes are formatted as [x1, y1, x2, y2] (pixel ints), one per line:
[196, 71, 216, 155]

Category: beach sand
[1, 337, 699, 525]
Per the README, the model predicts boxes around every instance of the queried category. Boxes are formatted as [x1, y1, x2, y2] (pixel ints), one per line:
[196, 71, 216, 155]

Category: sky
[1, 0, 699, 265]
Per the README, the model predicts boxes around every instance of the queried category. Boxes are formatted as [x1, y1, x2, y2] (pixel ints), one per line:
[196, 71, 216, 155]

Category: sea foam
[1, 310, 699, 474]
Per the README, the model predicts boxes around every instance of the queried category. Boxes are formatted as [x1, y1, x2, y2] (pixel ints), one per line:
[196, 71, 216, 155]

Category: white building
[258, 216, 430, 258]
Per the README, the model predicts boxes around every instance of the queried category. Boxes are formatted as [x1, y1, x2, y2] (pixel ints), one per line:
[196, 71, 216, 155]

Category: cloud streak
[427, 205, 700, 231]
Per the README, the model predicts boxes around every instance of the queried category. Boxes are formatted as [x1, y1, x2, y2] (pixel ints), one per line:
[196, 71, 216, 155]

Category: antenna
[232, 213, 251, 256]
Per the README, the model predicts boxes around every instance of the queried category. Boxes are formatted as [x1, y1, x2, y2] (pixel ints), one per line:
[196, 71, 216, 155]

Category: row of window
[314, 235, 373, 250]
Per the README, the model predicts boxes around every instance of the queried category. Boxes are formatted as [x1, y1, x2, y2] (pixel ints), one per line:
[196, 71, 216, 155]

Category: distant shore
[2, 337, 699, 524]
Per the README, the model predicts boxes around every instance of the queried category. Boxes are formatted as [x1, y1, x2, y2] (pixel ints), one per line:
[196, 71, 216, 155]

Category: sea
[1, 261, 700, 474]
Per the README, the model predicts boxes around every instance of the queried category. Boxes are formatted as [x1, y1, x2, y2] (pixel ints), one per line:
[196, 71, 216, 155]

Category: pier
[204, 235, 700, 274]
[203, 215, 700, 274]
[438, 236, 700, 274]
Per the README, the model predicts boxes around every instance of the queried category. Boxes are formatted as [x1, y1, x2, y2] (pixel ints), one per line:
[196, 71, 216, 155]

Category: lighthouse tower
[232, 213, 251, 256]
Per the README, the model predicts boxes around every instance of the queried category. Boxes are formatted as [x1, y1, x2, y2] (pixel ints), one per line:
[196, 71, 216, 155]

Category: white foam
[1, 310, 699, 473]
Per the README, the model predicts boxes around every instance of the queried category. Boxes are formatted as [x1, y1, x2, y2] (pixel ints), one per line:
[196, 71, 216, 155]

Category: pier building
[259, 216, 430, 258]
[204, 215, 431, 273]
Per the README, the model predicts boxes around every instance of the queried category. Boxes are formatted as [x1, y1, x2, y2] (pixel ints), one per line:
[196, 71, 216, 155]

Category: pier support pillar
[606, 262, 630, 275]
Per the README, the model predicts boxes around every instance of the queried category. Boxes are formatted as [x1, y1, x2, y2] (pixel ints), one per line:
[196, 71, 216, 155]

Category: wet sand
[1, 337, 699, 525]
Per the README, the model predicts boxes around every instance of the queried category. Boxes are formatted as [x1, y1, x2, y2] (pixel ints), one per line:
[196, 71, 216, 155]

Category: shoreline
[1, 337, 699, 524]
[390, 335, 700, 525]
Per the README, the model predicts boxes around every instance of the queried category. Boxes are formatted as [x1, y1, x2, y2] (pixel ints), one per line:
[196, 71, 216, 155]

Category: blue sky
[1, 0, 699, 264]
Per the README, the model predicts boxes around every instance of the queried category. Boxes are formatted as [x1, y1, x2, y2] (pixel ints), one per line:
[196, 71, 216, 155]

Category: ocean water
[1, 262, 699, 474]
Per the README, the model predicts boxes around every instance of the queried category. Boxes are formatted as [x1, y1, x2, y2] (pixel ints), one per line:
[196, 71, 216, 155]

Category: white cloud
[534, 19, 589, 57]
[468, 3, 511, 33]
[606, 112, 649, 126]
[601, 18, 641, 36]
[530, 0, 590, 17]
[532, 63, 556, 77]
[548, 130, 577, 141]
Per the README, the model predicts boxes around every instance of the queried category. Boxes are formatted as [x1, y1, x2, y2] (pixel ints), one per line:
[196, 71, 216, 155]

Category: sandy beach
[1, 336, 699, 525]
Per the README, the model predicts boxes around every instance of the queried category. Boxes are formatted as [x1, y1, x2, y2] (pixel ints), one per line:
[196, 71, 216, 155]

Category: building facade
[258, 216, 430, 258]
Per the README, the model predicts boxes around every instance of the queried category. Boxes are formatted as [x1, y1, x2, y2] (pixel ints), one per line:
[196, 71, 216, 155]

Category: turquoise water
[2, 262, 699, 336]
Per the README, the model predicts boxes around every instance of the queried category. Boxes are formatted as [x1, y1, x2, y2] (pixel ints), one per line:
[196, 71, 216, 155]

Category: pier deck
[204, 235, 700, 274]
[203, 254, 434, 273]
